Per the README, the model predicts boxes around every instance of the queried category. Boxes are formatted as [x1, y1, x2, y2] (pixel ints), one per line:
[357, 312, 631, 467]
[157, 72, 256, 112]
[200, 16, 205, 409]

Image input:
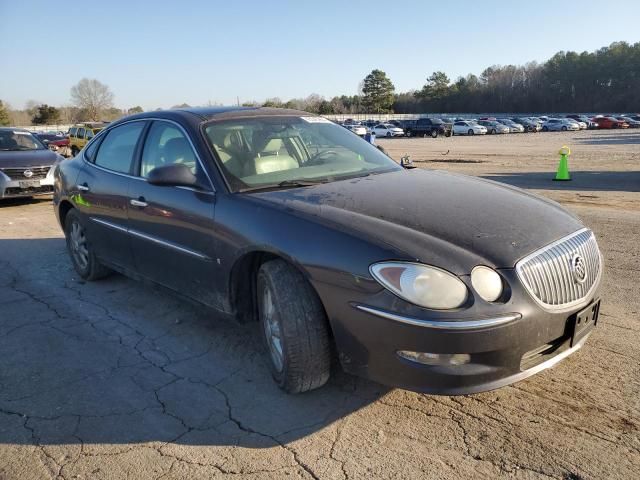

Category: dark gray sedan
[53, 107, 602, 395]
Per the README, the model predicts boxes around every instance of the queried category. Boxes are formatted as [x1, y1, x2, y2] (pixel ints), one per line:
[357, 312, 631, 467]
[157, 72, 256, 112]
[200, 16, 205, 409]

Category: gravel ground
[0, 128, 638, 479]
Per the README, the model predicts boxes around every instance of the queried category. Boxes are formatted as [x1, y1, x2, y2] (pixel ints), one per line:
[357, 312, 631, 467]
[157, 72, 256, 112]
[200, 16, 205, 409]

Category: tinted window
[69, 127, 77, 137]
[140, 121, 202, 181]
[94, 122, 145, 174]
[454, 122, 465, 126]
[84, 135, 101, 161]
[77, 127, 86, 139]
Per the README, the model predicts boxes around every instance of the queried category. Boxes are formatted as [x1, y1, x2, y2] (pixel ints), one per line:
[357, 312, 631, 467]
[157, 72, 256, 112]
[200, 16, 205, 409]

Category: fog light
[397, 350, 471, 366]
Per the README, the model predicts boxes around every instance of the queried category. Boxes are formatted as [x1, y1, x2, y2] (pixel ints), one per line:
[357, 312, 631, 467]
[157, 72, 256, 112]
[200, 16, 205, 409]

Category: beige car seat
[250, 138, 298, 175]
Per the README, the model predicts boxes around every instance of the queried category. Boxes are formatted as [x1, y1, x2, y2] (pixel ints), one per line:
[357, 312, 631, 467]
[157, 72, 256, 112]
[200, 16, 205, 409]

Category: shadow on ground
[0, 238, 388, 451]
[482, 170, 640, 193]
[572, 132, 640, 145]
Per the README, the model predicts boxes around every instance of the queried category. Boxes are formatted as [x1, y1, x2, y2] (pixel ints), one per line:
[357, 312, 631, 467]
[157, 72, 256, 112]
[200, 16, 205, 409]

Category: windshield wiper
[238, 178, 327, 193]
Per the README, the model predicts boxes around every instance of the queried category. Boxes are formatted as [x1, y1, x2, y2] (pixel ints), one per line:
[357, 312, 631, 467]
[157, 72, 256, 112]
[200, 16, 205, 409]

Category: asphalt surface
[1, 131, 639, 479]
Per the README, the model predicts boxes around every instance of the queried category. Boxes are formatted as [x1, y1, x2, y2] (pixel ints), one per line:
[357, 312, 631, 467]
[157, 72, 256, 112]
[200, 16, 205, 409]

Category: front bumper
[0, 170, 55, 199]
[319, 270, 601, 395]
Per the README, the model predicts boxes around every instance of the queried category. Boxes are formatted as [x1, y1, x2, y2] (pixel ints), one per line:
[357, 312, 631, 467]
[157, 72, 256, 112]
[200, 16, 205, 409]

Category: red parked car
[591, 116, 629, 129]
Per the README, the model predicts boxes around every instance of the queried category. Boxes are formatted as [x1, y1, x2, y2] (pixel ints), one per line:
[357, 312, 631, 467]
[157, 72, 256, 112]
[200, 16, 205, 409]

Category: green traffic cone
[553, 146, 571, 181]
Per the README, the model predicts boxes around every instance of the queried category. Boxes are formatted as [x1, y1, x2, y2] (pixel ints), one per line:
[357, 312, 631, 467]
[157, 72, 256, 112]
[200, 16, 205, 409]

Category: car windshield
[204, 116, 402, 192]
[0, 130, 45, 151]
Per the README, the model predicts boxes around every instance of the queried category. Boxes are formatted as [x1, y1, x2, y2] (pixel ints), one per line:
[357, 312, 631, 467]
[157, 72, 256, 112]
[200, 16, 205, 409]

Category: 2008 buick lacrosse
[53, 107, 602, 394]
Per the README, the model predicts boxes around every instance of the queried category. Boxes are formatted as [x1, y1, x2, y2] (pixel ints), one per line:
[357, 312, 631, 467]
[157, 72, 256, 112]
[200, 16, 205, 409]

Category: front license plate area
[571, 299, 600, 347]
[19, 180, 41, 189]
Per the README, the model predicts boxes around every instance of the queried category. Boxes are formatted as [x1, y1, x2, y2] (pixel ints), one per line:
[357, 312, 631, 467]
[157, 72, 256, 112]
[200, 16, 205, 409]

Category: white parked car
[497, 119, 525, 133]
[541, 118, 580, 132]
[452, 121, 487, 135]
[373, 124, 404, 137]
[345, 124, 367, 136]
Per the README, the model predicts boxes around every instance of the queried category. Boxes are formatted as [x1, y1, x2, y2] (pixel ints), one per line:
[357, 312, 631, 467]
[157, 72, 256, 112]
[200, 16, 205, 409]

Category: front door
[127, 120, 220, 308]
[74, 121, 146, 269]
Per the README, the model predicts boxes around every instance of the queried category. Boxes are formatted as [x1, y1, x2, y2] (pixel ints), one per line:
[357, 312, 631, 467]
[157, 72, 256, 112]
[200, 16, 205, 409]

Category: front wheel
[562, 126, 568, 131]
[64, 209, 111, 281]
[542, 126, 549, 132]
[386, 132, 392, 137]
[430, 129, 438, 138]
[406, 130, 413, 137]
[257, 259, 331, 394]
[468, 129, 474, 135]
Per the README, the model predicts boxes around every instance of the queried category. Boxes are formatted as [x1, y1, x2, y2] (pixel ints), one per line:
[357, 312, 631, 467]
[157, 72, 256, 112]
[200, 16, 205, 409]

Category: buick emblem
[23, 169, 34, 178]
[570, 254, 587, 284]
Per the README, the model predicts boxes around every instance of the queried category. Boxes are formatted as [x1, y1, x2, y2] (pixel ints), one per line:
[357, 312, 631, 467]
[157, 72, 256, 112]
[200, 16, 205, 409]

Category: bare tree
[70, 78, 114, 121]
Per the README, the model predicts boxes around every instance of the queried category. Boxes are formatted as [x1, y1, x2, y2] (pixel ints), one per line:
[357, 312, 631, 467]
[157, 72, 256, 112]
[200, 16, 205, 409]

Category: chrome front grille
[0, 166, 51, 180]
[516, 229, 601, 310]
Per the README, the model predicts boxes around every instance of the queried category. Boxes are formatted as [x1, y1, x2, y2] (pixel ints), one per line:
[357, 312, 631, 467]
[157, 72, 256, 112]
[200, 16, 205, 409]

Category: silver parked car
[497, 119, 525, 133]
[0, 128, 63, 199]
[541, 119, 580, 132]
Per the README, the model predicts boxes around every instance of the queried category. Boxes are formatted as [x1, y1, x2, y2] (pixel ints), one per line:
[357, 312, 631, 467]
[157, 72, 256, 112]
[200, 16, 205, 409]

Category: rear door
[74, 121, 147, 269]
[127, 120, 220, 307]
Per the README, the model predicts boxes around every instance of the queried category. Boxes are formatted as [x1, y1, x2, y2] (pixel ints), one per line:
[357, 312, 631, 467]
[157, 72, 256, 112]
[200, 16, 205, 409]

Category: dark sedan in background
[0, 128, 63, 199]
[53, 107, 602, 395]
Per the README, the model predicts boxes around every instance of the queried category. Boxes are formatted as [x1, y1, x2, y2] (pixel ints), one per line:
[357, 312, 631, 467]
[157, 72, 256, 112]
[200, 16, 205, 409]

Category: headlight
[471, 266, 503, 302]
[370, 262, 468, 309]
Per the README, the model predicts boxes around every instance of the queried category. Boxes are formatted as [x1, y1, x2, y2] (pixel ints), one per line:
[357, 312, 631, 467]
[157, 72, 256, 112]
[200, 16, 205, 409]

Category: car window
[69, 127, 77, 138]
[85, 130, 94, 141]
[84, 135, 101, 161]
[93, 122, 145, 174]
[205, 116, 401, 192]
[77, 127, 85, 139]
[140, 121, 204, 182]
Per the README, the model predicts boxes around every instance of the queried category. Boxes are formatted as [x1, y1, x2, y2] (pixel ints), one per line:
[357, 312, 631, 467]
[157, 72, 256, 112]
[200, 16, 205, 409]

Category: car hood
[0, 149, 59, 168]
[251, 169, 584, 274]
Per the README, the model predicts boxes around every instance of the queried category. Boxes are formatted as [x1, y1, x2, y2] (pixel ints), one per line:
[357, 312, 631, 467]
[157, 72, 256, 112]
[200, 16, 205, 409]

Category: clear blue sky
[2, 0, 639, 110]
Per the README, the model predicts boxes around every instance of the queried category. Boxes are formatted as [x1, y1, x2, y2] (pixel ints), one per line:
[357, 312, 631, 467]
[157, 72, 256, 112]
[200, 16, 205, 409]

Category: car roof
[133, 106, 312, 121]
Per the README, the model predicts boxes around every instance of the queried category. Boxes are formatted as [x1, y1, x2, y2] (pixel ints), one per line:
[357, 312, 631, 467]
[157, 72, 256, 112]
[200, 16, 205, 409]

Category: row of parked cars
[339, 114, 640, 138]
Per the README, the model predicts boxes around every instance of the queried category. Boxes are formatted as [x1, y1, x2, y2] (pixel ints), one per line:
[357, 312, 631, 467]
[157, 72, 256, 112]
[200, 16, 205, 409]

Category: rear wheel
[406, 130, 413, 138]
[64, 209, 111, 281]
[257, 259, 331, 393]
[542, 126, 549, 132]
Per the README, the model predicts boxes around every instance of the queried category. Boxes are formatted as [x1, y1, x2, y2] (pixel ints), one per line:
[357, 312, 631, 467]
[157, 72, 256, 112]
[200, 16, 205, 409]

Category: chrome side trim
[90, 217, 210, 261]
[91, 217, 128, 233]
[354, 305, 521, 330]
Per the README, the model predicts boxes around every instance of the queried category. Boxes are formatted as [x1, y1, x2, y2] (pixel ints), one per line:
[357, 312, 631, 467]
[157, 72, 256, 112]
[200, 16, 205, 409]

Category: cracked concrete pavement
[0, 129, 639, 479]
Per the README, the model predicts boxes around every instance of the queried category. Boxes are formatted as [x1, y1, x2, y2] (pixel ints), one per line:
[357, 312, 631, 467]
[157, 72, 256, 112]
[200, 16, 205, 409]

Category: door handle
[130, 198, 148, 208]
[77, 184, 90, 192]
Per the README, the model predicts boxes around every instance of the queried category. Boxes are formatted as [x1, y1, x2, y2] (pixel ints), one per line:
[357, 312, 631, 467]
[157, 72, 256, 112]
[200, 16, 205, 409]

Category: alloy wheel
[261, 285, 284, 372]
[70, 220, 89, 270]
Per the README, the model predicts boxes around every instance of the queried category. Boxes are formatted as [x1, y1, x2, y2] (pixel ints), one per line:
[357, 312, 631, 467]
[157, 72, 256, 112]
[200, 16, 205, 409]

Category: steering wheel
[305, 150, 337, 166]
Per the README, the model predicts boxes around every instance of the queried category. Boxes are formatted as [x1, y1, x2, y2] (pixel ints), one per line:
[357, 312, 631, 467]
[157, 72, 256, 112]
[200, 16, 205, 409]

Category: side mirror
[147, 164, 200, 188]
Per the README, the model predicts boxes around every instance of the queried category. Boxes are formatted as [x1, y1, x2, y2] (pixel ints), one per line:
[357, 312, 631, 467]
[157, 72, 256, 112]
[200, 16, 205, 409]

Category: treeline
[259, 41, 640, 114]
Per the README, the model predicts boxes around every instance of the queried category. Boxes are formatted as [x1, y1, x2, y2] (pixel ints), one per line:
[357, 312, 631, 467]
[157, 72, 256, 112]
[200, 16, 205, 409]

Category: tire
[542, 126, 549, 132]
[430, 129, 438, 138]
[64, 209, 112, 281]
[490, 129, 496, 135]
[468, 129, 474, 136]
[257, 259, 331, 394]
[562, 126, 568, 131]
[406, 130, 413, 138]
[386, 132, 392, 137]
